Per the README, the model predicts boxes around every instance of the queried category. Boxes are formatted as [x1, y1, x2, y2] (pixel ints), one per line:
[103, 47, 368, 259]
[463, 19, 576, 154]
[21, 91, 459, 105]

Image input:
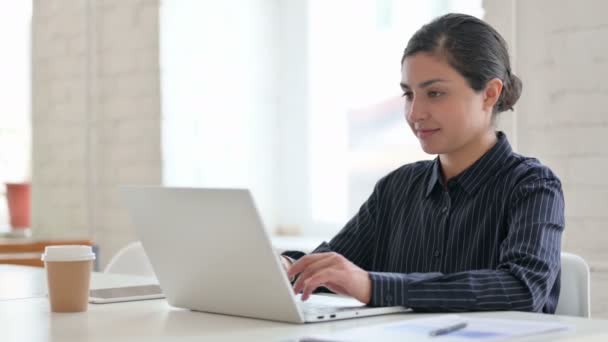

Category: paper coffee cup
[42, 245, 96, 312]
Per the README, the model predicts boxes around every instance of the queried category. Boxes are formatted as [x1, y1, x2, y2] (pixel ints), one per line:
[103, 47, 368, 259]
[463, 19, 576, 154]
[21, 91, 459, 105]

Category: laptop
[121, 186, 409, 323]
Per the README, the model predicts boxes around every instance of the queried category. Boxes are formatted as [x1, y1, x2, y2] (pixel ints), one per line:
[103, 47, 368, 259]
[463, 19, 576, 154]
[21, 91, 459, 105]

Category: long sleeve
[368, 177, 564, 312]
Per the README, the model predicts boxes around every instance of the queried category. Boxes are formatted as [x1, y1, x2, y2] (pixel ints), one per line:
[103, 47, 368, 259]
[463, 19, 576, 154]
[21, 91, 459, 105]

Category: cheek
[459, 92, 487, 118]
[430, 100, 459, 124]
[432, 102, 474, 135]
[440, 95, 475, 119]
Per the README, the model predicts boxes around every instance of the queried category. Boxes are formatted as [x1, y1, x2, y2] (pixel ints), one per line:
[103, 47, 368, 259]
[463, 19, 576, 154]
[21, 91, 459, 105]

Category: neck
[439, 130, 498, 183]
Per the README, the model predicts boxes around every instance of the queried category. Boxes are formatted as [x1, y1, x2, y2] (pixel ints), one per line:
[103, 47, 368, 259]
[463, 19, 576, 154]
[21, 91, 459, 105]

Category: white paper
[301, 315, 574, 341]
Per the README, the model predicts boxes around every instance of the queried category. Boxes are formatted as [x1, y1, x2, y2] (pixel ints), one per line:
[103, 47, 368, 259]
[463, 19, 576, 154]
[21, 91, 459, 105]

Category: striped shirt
[284, 131, 565, 313]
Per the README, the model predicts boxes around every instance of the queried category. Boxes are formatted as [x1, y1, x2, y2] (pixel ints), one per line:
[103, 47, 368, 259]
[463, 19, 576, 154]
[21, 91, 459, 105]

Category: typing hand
[279, 255, 293, 274]
[287, 252, 372, 304]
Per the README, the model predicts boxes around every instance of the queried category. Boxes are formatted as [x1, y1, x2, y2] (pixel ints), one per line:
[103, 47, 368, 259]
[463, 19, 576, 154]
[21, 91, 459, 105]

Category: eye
[401, 91, 413, 101]
[428, 91, 443, 98]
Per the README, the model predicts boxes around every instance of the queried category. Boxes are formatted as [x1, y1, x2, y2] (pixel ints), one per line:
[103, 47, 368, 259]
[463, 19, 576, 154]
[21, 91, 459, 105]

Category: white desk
[1, 265, 608, 342]
[0, 264, 157, 301]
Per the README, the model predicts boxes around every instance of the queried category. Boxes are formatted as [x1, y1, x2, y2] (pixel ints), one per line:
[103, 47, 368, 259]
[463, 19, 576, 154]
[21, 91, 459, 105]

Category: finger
[288, 253, 331, 278]
[292, 254, 342, 294]
[288, 252, 336, 278]
[301, 269, 337, 301]
[320, 282, 348, 296]
[279, 256, 292, 272]
[292, 255, 340, 294]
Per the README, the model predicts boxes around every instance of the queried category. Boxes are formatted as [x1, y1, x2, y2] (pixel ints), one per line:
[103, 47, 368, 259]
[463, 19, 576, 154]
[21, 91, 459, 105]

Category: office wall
[485, 0, 608, 318]
[31, 0, 161, 266]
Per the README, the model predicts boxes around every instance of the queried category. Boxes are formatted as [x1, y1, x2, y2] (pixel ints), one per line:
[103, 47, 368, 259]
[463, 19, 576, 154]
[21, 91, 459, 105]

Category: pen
[429, 321, 468, 337]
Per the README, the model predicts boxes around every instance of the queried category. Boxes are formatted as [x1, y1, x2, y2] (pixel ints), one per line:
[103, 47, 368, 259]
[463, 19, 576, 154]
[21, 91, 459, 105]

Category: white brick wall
[485, 0, 608, 318]
[32, 0, 161, 266]
[32, 0, 88, 240]
[482, 0, 518, 146]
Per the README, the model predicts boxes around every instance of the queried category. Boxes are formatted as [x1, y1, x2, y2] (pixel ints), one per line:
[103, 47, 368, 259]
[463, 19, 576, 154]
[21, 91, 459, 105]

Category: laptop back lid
[121, 187, 304, 323]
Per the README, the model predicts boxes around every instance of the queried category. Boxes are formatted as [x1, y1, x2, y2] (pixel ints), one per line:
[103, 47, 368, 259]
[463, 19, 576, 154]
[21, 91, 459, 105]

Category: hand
[287, 252, 372, 304]
[279, 255, 293, 274]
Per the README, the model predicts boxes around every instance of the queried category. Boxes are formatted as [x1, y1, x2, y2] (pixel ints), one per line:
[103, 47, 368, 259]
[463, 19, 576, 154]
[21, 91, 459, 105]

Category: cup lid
[41, 245, 96, 262]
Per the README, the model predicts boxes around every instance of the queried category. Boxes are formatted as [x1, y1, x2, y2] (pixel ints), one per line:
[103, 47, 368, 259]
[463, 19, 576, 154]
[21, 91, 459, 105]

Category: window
[307, 0, 483, 230]
[0, 0, 32, 230]
[161, 0, 483, 237]
[308, 0, 436, 224]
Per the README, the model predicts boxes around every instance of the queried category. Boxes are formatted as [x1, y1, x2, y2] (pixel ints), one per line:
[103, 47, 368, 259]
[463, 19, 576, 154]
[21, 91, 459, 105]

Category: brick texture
[31, 0, 161, 266]
[485, 0, 608, 318]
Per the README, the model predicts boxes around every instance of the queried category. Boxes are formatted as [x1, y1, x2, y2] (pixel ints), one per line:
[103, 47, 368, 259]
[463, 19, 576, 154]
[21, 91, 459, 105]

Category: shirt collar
[425, 131, 513, 197]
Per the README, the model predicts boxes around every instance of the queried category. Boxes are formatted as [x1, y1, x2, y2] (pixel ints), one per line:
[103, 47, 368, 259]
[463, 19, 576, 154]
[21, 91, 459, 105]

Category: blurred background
[0, 0, 606, 317]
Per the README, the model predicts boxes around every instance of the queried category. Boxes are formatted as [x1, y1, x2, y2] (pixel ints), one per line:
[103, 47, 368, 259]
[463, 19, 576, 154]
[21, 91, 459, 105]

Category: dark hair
[402, 13, 522, 115]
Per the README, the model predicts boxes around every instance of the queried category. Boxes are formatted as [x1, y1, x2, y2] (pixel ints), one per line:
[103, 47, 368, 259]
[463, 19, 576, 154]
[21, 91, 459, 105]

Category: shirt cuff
[368, 272, 409, 307]
[281, 251, 306, 261]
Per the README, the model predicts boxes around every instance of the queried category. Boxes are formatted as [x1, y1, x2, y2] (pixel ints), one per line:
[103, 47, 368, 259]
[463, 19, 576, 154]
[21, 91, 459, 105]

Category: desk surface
[1, 265, 608, 342]
[0, 264, 156, 301]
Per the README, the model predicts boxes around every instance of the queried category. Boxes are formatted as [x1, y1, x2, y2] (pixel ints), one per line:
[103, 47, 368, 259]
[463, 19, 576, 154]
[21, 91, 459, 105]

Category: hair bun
[497, 72, 522, 112]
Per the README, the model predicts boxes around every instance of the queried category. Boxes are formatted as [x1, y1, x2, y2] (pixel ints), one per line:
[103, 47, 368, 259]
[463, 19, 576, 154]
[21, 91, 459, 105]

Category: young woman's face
[401, 52, 494, 155]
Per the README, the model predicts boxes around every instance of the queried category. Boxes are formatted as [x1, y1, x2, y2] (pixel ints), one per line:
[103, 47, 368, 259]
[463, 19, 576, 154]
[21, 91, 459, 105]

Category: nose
[406, 96, 428, 122]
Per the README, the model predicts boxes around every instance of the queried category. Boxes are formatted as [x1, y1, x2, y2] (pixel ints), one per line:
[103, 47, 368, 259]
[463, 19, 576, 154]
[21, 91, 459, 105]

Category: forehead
[401, 53, 460, 85]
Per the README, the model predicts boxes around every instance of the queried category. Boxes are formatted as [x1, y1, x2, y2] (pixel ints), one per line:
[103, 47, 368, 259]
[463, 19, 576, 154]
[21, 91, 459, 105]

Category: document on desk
[300, 315, 574, 341]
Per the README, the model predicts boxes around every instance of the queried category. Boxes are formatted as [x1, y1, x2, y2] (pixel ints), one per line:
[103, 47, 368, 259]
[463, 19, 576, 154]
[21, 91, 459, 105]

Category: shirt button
[441, 206, 448, 214]
[434, 250, 441, 258]
[385, 294, 393, 303]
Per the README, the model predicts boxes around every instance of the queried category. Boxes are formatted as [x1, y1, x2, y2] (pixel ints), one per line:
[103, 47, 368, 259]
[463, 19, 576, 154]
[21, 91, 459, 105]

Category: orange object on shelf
[5, 182, 30, 229]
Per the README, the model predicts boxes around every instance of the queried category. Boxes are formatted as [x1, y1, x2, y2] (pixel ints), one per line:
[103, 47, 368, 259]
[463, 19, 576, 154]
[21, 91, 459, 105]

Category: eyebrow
[400, 78, 449, 90]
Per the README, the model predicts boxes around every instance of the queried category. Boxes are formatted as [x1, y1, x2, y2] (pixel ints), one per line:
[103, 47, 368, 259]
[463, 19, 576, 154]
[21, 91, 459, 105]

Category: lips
[416, 128, 440, 139]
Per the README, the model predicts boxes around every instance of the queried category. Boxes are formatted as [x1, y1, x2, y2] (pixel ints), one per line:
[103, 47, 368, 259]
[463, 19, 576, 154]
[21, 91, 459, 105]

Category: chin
[419, 143, 443, 155]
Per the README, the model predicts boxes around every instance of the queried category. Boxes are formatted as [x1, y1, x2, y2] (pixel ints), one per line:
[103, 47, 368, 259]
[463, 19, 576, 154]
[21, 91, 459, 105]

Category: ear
[482, 78, 503, 112]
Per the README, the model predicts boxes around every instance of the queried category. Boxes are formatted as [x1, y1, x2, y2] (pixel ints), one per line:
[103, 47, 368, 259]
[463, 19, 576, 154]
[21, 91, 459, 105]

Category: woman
[282, 13, 564, 313]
